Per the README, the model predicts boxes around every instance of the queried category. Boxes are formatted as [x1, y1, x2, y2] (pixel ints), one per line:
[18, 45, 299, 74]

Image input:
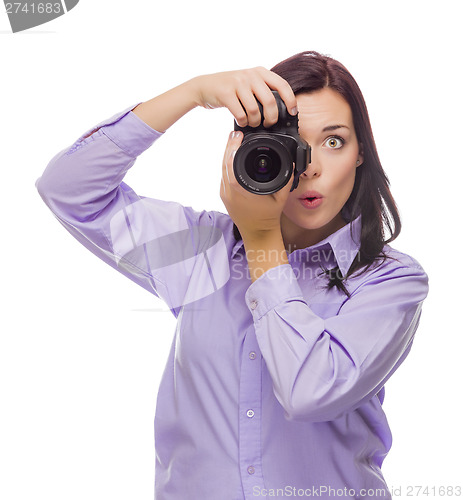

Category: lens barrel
[233, 135, 293, 195]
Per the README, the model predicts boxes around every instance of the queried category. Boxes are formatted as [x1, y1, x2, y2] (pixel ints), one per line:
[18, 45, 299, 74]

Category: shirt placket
[239, 326, 265, 498]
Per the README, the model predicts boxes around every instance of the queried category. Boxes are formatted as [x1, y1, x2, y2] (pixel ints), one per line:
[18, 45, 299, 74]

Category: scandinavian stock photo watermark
[231, 246, 361, 282]
[108, 206, 362, 308]
[252, 485, 389, 497]
[113, 225, 362, 310]
[2, 0, 78, 32]
[251, 484, 462, 497]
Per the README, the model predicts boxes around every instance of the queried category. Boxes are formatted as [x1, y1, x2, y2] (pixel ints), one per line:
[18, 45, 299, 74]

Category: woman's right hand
[132, 66, 297, 134]
[189, 67, 298, 128]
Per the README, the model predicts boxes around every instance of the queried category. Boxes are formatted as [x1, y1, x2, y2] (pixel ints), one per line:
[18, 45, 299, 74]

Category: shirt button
[247, 465, 255, 475]
[246, 409, 255, 418]
[250, 300, 258, 310]
[249, 351, 256, 360]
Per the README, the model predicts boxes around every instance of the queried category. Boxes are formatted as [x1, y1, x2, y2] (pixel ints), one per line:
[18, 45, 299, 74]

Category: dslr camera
[233, 91, 311, 195]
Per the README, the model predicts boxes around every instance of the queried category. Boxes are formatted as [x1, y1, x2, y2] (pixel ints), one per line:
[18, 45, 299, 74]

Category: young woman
[36, 51, 429, 499]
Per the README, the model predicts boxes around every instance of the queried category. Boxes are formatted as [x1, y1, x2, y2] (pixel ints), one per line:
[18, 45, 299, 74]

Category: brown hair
[233, 51, 401, 296]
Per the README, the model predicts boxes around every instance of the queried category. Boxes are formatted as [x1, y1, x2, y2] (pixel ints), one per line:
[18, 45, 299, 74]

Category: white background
[1, 1, 462, 499]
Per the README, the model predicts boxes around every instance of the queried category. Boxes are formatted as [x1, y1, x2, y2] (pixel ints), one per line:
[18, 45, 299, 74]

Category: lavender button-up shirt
[35, 104, 429, 500]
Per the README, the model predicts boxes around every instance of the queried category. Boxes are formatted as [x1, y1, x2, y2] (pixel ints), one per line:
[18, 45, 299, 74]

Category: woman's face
[280, 88, 363, 251]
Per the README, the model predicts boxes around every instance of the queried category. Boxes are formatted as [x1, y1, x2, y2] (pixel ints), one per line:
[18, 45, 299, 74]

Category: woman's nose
[300, 160, 320, 178]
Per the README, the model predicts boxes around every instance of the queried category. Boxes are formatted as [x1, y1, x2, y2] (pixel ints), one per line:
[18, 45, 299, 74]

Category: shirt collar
[231, 214, 362, 278]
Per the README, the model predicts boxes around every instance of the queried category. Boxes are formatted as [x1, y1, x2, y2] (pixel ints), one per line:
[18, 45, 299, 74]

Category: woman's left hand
[220, 130, 294, 238]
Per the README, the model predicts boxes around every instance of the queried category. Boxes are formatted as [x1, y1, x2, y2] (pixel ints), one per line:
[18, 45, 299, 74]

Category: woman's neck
[281, 212, 347, 253]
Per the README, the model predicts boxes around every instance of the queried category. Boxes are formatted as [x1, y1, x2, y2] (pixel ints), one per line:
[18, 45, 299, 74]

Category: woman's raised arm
[132, 67, 298, 132]
[34, 67, 298, 312]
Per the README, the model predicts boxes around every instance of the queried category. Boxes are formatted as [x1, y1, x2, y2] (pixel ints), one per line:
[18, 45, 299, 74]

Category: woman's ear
[357, 143, 364, 167]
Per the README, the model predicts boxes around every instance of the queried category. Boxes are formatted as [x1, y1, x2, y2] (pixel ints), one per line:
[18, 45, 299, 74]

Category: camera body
[233, 91, 311, 195]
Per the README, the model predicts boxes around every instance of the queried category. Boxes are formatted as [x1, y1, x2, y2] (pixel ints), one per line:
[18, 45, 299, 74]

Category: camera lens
[233, 135, 293, 194]
[245, 147, 280, 183]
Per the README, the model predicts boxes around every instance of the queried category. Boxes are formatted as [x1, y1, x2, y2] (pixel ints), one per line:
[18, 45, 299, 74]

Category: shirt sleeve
[35, 104, 231, 317]
[244, 258, 429, 422]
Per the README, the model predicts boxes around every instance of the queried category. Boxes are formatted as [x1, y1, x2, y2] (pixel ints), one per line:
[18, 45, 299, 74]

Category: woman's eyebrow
[322, 124, 350, 132]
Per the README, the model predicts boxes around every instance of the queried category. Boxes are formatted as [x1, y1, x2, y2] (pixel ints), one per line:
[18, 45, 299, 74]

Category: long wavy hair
[233, 51, 401, 296]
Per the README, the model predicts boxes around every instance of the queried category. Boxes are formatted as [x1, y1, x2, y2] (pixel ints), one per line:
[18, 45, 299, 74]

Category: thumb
[274, 168, 295, 202]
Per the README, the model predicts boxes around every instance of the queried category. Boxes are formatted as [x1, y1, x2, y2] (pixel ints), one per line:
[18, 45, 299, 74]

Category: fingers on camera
[235, 94, 275, 128]
[256, 94, 278, 127]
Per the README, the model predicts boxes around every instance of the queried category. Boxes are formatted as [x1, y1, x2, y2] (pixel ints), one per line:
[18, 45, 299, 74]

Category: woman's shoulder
[345, 243, 429, 303]
[381, 243, 427, 274]
[351, 243, 429, 294]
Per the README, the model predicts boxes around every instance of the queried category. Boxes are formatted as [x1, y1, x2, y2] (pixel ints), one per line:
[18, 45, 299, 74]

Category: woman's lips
[299, 190, 324, 209]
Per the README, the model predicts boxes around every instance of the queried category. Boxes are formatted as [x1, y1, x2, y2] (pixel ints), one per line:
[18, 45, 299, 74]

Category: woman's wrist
[241, 229, 289, 283]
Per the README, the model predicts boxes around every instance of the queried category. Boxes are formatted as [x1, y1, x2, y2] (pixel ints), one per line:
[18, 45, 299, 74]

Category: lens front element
[246, 147, 281, 183]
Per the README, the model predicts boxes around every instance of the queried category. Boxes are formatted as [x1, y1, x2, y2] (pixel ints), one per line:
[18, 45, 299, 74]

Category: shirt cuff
[244, 264, 305, 320]
[100, 107, 163, 158]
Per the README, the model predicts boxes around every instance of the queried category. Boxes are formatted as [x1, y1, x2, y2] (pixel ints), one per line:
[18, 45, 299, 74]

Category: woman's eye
[324, 136, 345, 149]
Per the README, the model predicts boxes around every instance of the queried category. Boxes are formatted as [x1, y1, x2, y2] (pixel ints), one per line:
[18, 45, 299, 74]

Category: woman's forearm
[131, 78, 200, 133]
